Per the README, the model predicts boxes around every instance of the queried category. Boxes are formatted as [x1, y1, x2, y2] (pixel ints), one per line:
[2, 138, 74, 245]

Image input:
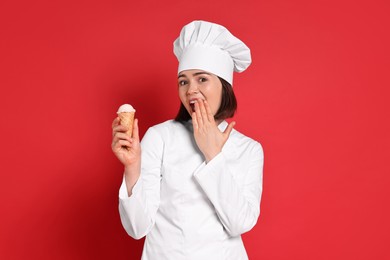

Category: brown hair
[174, 77, 237, 122]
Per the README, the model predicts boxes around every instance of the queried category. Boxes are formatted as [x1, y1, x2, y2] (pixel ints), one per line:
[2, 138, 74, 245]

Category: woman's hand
[192, 99, 235, 163]
[111, 117, 141, 167]
[112, 117, 141, 196]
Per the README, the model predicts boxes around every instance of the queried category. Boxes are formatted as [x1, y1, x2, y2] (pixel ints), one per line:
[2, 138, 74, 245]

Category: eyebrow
[178, 72, 211, 79]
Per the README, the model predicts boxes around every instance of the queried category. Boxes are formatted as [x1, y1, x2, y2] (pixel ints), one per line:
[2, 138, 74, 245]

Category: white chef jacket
[119, 120, 264, 260]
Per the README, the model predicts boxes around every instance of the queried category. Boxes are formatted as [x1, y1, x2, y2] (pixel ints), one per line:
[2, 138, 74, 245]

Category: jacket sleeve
[118, 127, 163, 239]
[193, 141, 264, 237]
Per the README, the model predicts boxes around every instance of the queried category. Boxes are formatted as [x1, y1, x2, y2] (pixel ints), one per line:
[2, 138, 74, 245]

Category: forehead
[178, 69, 216, 78]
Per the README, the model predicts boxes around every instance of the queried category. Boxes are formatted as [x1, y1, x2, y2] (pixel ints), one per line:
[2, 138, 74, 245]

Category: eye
[199, 77, 207, 83]
[178, 80, 188, 86]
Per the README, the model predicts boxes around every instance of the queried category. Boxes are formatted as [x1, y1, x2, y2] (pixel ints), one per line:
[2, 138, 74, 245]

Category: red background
[1, 0, 389, 259]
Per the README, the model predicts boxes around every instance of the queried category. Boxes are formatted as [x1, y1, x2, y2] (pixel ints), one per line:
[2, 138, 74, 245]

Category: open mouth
[189, 100, 196, 113]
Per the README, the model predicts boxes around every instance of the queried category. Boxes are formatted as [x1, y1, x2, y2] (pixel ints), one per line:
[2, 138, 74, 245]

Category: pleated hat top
[173, 20, 251, 85]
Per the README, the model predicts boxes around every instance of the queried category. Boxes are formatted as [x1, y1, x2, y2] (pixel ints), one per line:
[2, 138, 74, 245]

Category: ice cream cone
[117, 104, 136, 138]
[118, 112, 135, 137]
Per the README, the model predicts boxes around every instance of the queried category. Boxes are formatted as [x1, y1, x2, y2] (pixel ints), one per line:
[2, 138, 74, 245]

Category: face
[178, 69, 222, 117]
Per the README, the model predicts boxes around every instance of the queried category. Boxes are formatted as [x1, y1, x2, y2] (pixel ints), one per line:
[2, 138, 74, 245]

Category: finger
[114, 132, 132, 142]
[116, 140, 132, 150]
[118, 139, 132, 147]
[112, 138, 130, 150]
[112, 137, 130, 151]
[194, 100, 203, 127]
[113, 124, 128, 135]
[112, 117, 120, 128]
[198, 99, 208, 123]
[203, 100, 215, 123]
[191, 111, 199, 131]
[223, 121, 236, 139]
[113, 123, 128, 131]
[132, 119, 140, 140]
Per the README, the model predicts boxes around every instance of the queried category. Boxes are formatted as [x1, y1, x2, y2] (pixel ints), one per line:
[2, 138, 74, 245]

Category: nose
[186, 80, 199, 95]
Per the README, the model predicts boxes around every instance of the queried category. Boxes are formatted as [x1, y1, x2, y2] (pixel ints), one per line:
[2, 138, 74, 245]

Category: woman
[112, 20, 264, 260]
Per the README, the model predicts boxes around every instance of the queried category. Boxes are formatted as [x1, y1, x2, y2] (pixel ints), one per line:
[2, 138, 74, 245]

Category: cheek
[211, 88, 223, 112]
[178, 88, 186, 101]
[206, 94, 221, 114]
[178, 89, 190, 110]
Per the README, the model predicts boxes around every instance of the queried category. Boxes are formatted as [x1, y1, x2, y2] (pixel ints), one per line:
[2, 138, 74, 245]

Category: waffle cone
[118, 112, 135, 137]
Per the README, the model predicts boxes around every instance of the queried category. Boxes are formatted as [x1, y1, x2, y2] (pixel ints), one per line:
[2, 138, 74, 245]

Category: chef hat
[173, 20, 251, 85]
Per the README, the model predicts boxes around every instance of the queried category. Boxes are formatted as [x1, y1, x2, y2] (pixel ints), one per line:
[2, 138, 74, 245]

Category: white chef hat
[173, 20, 251, 85]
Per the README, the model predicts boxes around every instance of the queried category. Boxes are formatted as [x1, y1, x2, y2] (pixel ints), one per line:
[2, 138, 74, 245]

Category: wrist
[124, 161, 140, 175]
[204, 150, 221, 163]
[123, 163, 141, 196]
